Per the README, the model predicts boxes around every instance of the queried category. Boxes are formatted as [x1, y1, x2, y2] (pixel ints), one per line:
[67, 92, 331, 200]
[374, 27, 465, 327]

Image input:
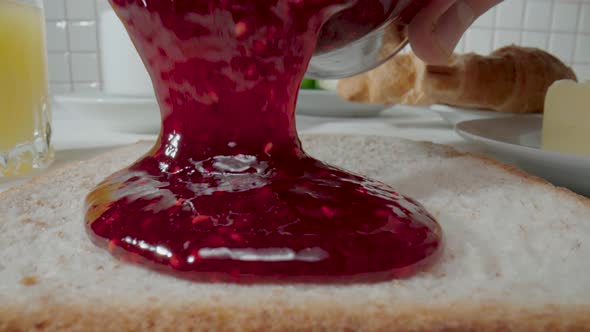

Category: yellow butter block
[542, 80, 590, 156]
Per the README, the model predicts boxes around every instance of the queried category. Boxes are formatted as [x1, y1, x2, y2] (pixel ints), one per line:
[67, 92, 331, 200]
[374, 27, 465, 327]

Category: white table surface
[0, 106, 492, 194]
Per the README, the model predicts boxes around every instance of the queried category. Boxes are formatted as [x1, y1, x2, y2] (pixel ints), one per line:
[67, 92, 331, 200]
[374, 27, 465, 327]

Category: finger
[431, 0, 502, 59]
[407, 0, 459, 64]
[408, 0, 502, 64]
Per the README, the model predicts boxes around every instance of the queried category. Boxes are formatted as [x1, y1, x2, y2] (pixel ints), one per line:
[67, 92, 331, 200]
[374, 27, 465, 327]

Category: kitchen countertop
[0, 106, 487, 193]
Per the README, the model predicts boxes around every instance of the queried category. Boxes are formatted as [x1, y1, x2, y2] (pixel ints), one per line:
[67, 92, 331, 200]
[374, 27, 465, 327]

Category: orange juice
[0, 0, 53, 176]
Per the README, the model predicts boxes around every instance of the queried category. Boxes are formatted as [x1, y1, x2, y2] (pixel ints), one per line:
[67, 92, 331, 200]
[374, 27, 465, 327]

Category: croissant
[337, 46, 577, 113]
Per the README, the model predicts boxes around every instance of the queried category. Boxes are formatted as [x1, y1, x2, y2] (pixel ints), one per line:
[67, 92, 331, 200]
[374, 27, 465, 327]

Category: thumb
[408, 0, 502, 64]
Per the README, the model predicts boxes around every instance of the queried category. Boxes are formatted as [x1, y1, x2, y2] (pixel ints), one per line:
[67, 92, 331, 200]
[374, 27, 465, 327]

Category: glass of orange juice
[0, 0, 53, 178]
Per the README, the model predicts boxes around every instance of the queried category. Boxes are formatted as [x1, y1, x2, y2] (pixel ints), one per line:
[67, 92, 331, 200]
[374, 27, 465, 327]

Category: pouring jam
[86, 0, 441, 282]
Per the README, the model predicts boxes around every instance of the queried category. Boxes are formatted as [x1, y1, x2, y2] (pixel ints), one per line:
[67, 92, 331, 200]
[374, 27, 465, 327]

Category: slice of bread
[1, 134, 589, 331]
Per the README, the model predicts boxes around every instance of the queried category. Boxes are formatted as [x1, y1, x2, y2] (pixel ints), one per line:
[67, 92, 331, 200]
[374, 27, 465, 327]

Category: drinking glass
[0, 0, 53, 178]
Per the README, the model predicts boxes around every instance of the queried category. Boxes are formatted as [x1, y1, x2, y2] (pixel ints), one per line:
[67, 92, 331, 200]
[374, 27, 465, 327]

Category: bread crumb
[34, 320, 48, 330]
[57, 231, 65, 238]
[21, 217, 49, 229]
[39, 295, 51, 305]
[146, 318, 156, 329]
[560, 219, 572, 231]
[271, 289, 285, 296]
[20, 275, 39, 286]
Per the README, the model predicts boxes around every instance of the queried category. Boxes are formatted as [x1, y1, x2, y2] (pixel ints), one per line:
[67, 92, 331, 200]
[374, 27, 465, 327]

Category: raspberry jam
[86, 0, 441, 282]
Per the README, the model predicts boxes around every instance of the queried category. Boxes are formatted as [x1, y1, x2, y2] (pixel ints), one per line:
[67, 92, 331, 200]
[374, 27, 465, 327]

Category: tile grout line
[519, 0, 527, 45]
[61, 0, 74, 92]
[571, 1, 584, 65]
[547, 0, 555, 51]
[93, 0, 103, 91]
[490, 8, 497, 51]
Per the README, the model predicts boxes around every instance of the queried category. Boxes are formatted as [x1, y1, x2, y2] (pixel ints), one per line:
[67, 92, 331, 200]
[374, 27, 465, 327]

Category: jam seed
[169, 255, 182, 269]
[246, 64, 256, 77]
[253, 40, 266, 53]
[192, 215, 210, 224]
[264, 142, 274, 155]
[235, 22, 247, 38]
[375, 209, 390, 217]
[230, 233, 244, 242]
[108, 240, 118, 254]
[321, 206, 335, 217]
[208, 91, 219, 104]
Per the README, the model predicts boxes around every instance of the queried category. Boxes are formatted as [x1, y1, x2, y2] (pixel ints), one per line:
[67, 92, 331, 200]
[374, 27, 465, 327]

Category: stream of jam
[86, 0, 441, 282]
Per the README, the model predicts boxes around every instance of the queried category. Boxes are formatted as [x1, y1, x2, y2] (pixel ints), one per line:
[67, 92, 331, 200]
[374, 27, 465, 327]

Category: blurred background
[0, 0, 586, 192]
[43, 0, 590, 95]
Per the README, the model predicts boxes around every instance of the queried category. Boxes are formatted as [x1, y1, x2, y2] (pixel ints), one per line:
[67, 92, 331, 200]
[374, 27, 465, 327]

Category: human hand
[407, 0, 502, 64]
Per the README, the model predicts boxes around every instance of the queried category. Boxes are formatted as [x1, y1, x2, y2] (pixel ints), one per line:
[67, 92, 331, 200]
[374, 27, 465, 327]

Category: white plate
[297, 90, 386, 117]
[53, 93, 160, 134]
[54, 90, 384, 135]
[430, 104, 529, 126]
[456, 117, 590, 196]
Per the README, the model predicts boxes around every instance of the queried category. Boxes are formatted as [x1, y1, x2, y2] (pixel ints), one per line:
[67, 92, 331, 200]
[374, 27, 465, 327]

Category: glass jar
[0, 0, 53, 178]
[308, 0, 426, 79]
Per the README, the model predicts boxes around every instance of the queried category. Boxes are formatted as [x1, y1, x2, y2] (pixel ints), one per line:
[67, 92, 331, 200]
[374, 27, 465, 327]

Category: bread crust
[2, 302, 590, 331]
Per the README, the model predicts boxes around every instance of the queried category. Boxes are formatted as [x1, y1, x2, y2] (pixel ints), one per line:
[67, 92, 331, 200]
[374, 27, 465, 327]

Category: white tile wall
[581, 3, 590, 32]
[443, 0, 590, 80]
[549, 33, 577, 61]
[552, 2, 579, 32]
[68, 21, 98, 52]
[43, 0, 590, 94]
[65, 0, 97, 20]
[43, 0, 101, 94]
[574, 63, 590, 77]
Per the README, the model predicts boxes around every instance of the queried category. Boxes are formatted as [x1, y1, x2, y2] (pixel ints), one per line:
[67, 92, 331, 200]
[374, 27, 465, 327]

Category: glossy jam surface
[86, 0, 441, 282]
